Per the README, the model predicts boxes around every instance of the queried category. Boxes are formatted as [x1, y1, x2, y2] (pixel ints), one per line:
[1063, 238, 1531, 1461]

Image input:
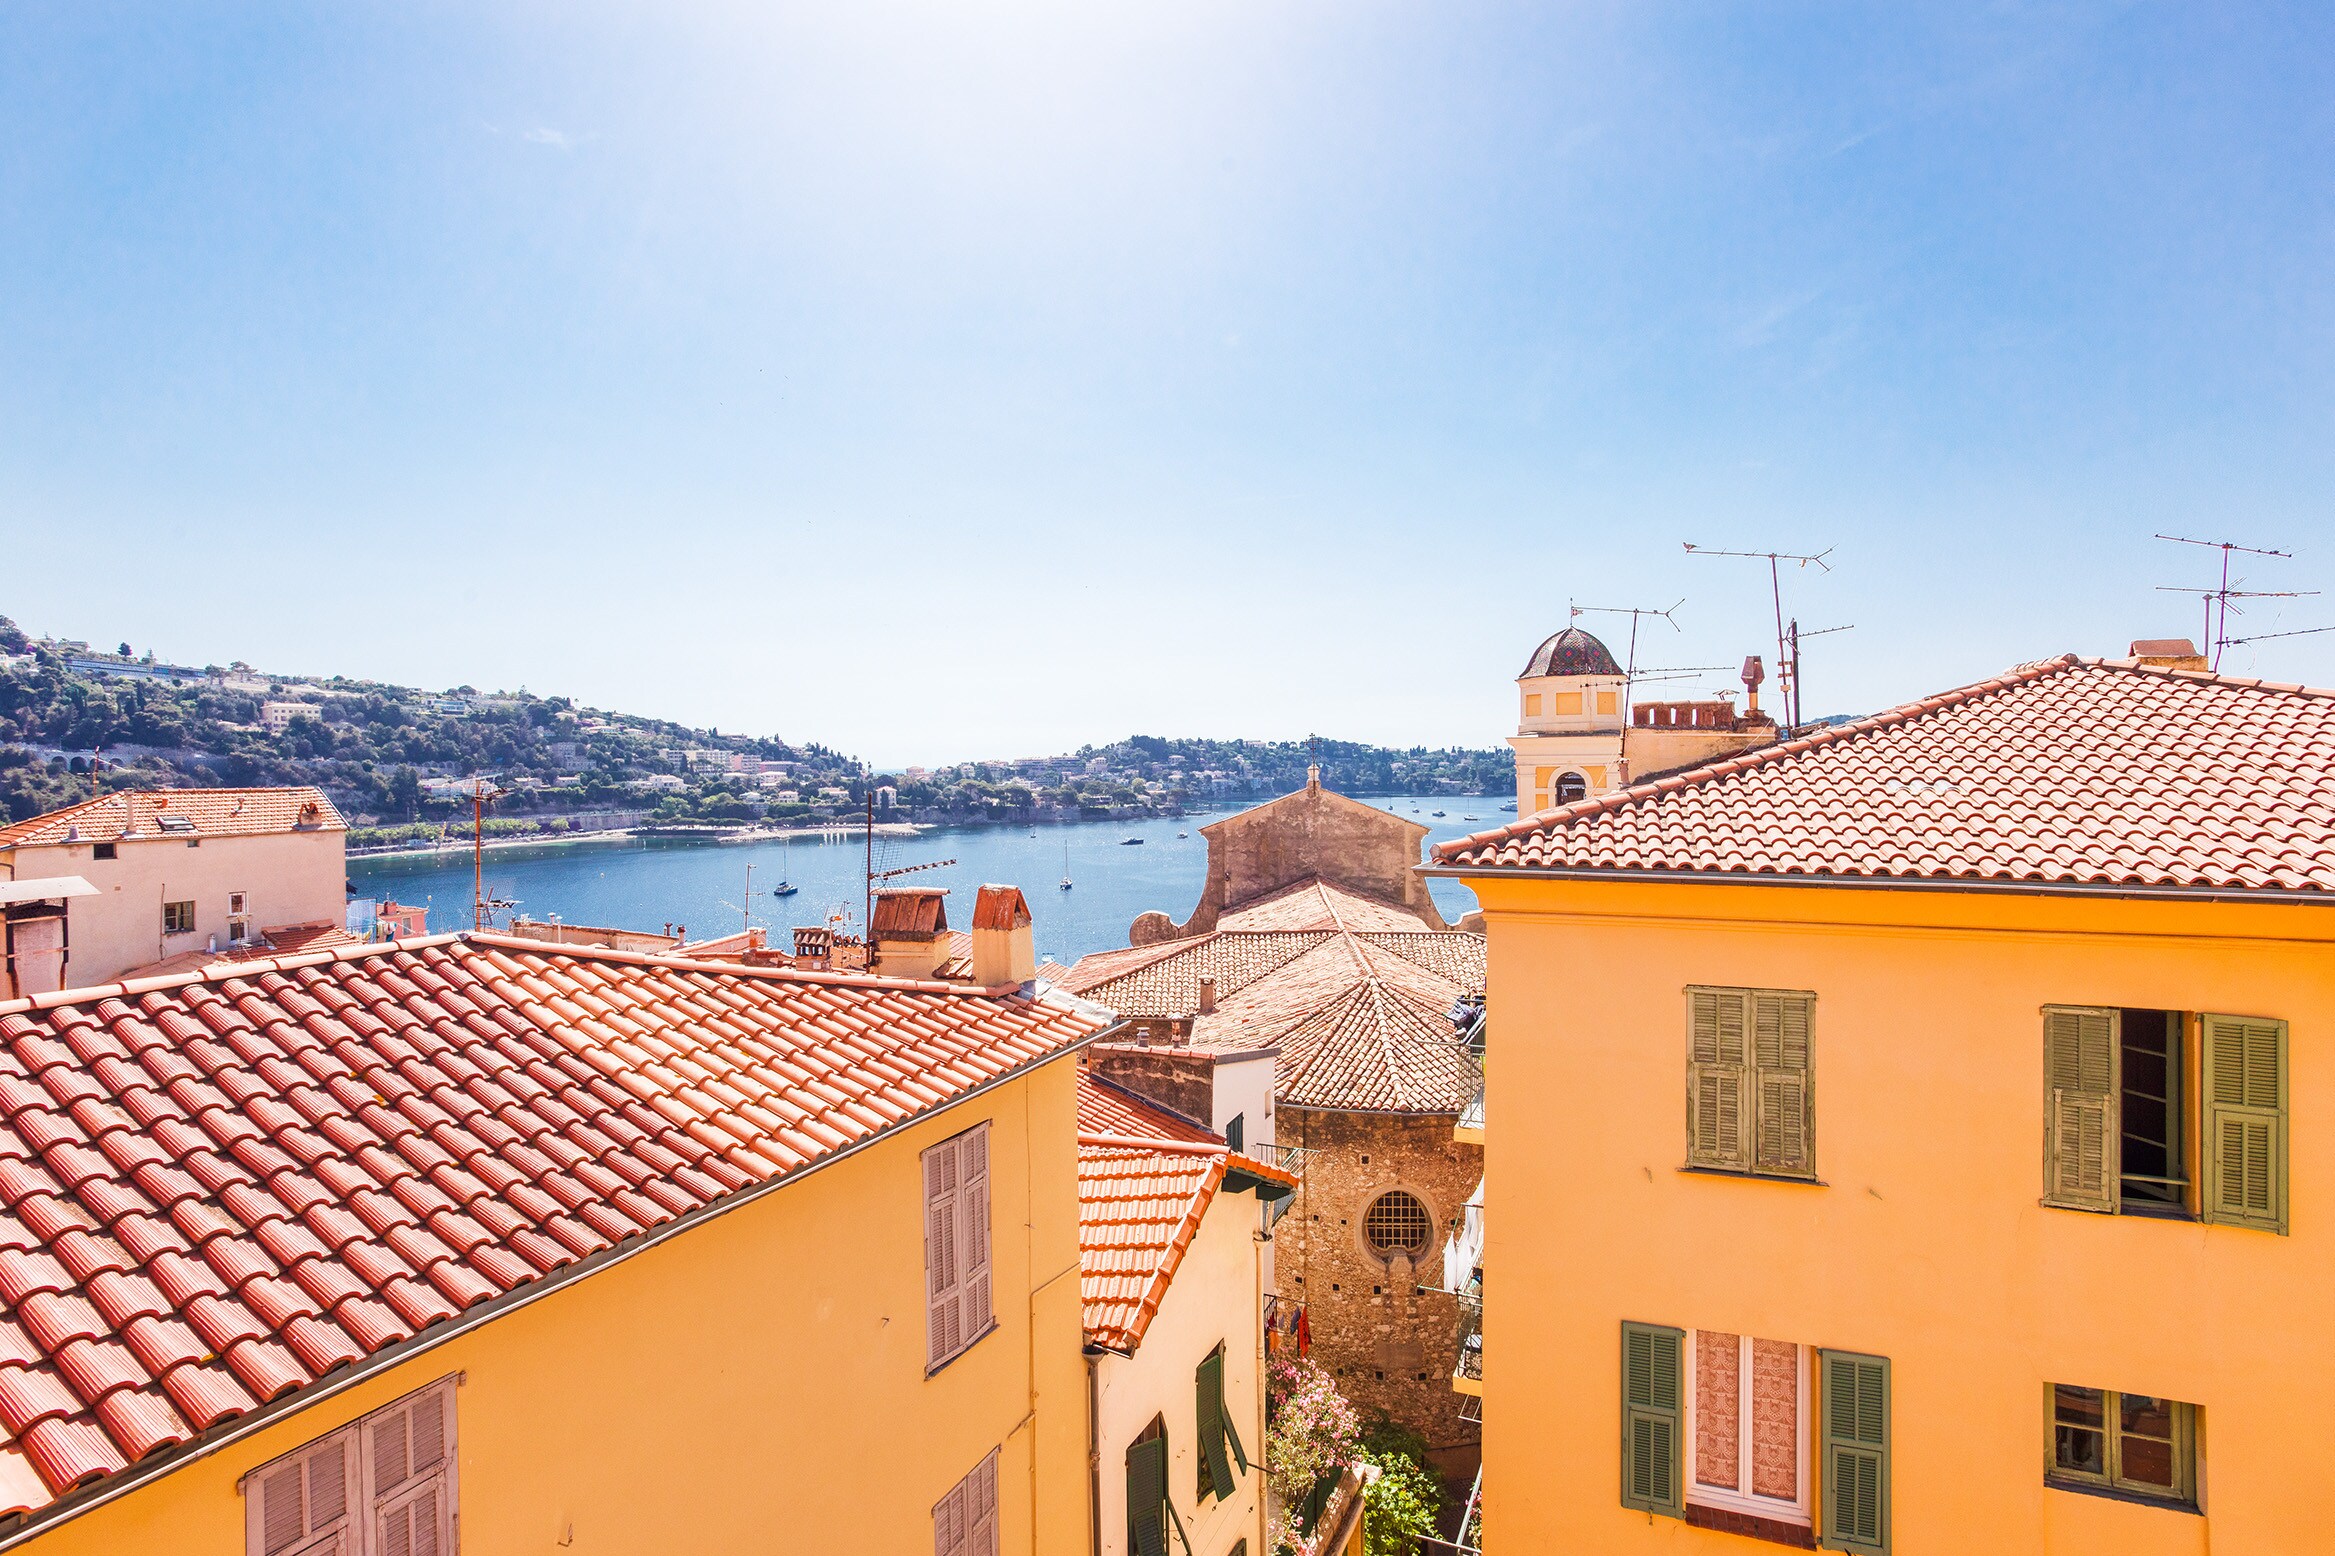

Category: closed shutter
[2041, 1007, 2118, 1212]
[1819, 1351, 1888, 1554]
[1196, 1351, 1239, 1498]
[1687, 990, 1750, 1170]
[933, 1476, 966, 1556]
[364, 1381, 455, 1556]
[2202, 1014, 2287, 1233]
[957, 1124, 993, 1346]
[935, 1451, 997, 1556]
[926, 1135, 963, 1367]
[248, 1429, 357, 1556]
[1752, 992, 1815, 1175]
[1128, 1437, 1169, 1556]
[1619, 1322, 1684, 1518]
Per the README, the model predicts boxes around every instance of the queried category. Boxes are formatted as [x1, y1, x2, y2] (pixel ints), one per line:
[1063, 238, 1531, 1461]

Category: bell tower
[1507, 625, 1628, 816]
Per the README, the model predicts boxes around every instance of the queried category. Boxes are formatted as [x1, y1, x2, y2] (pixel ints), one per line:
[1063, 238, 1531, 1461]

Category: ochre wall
[19, 1056, 1089, 1556]
[1093, 1187, 1268, 1556]
[1472, 876, 2334, 1554]
[5, 830, 345, 985]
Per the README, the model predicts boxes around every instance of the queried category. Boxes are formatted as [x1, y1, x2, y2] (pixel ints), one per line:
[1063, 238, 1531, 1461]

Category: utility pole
[468, 777, 509, 931]
[1684, 545, 1833, 729]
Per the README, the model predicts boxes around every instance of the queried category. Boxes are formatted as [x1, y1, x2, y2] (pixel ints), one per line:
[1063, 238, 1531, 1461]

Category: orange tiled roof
[117, 925, 363, 983]
[0, 933, 1104, 1519]
[1435, 655, 2335, 896]
[0, 789, 344, 850]
[1075, 1074, 1288, 1352]
[1062, 882, 1485, 1114]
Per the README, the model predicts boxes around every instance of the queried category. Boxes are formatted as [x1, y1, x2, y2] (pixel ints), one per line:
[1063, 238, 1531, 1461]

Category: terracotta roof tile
[0, 933, 1104, 1517]
[1074, 1074, 1290, 1353]
[0, 789, 344, 850]
[1435, 656, 2335, 895]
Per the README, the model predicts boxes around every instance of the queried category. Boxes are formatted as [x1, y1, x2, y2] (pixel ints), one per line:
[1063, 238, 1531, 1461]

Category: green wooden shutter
[2041, 1007, 2119, 1212]
[1217, 1352, 1249, 1473]
[1819, 1351, 1889, 1554]
[1687, 990, 1750, 1170]
[2202, 1014, 2288, 1234]
[1619, 1322, 1683, 1518]
[1128, 1437, 1169, 1556]
[1196, 1352, 1234, 1499]
[1753, 992, 1816, 1175]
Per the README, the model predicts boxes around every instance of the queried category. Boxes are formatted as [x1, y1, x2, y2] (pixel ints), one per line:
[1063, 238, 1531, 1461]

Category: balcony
[1454, 1079, 1484, 1144]
[1454, 1285, 1483, 1392]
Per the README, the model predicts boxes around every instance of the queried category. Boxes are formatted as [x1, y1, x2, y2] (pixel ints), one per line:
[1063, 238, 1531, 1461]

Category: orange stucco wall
[14, 1055, 1089, 1556]
[1470, 876, 2334, 1555]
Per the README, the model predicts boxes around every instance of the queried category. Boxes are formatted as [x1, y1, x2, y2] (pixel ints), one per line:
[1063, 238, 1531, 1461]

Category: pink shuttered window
[246, 1378, 458, 1556]
[934, 1449, 1000, 1556]
[925, 1122, 993, 1372]
[1686, 1333, 1808, 1526]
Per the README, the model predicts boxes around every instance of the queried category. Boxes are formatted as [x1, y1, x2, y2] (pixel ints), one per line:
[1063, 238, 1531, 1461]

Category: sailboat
[771, 838, 799, 897]
[1059, 841, 1073, 891]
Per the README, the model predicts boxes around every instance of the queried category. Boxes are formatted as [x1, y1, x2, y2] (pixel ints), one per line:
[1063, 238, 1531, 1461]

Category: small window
[934, 1448, 999, 1556]
[229, 891, 248, 915]
[1686, 987, 1815, 1178]
[2050, 1386, 2196, 1506]
[1555, 772, 1589, 803]
[1224, 1113, 1244, 1154]
[1127, 1416, 1188, 1556]
[245, 1377, 456, 1556]
[92, 843, 116, 860]
[1552, 691, 1584, 715]
[924, 1122, 994, 1372]
[1596, 690, 1619, 715]
[1362, 1191, 1433, 1259]
[1523, 694, 1542, 717]
[162, 901, 196, 936]
[1688, 1332, 1810, 1526]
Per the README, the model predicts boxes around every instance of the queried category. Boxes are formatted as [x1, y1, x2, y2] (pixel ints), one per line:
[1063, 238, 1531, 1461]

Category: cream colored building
[0, 787, 348, 989]
[1079, 1072, 1293, 1556]
[1508, 624, 1782, 817]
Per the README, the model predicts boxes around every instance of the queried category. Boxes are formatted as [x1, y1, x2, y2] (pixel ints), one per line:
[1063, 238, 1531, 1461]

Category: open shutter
[1819, 1351, 1888, 1554]
[1196, 1352, 1235, 1498]
[364, 1381, 455, 1556]
[248, 1428, 357, 1556]
[1619, 1322, 1684, 1518]
[2202, 1014, 2287, 1233]
[1753, 992, 1815, 1175]
[1128, 1437, 1169, 1556]
[2041, 1007, 2118, 1212]
[926, 1137, 963, 1367]
[1687, 991, 1750, 1170]
[957, 1125, 993, 1345]
[1219, 1356, 1249, 1473]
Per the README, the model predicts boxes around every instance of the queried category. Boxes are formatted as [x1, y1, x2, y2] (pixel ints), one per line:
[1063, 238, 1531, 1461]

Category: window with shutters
[1619, 1322, 1684, 1518]
[1817, 1350, 1888, 1555]
[1684, 1332, 1811, 1529]
[924, 1121, 996, 1374]
[1195, 1343, 1249, 1502]
[1127, 1416, 1191, 1556]
[244, 1377, 457, 1556]
[2047, 1385, 2196, 1508]
[2041, 1007, 2285, 1231]
[1685, 988, 1815, 1179]
[933, 1448, 1000, 1556]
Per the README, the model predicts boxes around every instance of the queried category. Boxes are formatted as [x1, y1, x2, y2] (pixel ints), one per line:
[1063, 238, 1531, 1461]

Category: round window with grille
[1363, 1191, 1434, 1259]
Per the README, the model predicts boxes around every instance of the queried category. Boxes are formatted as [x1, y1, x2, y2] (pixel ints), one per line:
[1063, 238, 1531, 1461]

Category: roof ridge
[1433, 653, 2085, 862]
[2084, 653, 2335, 701]
[464, 931, 1025, 997]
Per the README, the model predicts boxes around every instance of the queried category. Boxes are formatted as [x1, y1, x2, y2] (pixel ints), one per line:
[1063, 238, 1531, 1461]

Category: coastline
[346, 819, 930, 865]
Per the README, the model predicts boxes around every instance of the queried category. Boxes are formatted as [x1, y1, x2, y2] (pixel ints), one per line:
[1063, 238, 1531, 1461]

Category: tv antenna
[1786, 622, 1855, 726]
[1684, 545, 1833, 729]
[465, 777, 516, 931]
[861, 793, 956, 940]
[1570, 600, 1684, 710]
[2154, 535, 2313, 671]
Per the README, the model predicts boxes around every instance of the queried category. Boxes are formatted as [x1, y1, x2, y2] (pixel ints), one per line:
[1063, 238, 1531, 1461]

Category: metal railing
[1454, 1289, 1483, 1382]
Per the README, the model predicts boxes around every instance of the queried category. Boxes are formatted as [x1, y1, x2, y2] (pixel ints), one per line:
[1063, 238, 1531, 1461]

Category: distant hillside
[0, 615, 1510, 839]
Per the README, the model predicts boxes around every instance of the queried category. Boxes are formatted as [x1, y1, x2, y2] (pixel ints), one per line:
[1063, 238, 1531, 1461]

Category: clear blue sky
[3, 3, 2329, 765]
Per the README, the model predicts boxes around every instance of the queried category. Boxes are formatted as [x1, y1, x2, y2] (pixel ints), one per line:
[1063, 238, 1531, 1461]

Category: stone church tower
[1506, 625, 1628, 815]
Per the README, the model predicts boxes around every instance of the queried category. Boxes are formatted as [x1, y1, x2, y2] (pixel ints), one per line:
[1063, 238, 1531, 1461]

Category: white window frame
[1682, 1332, 1812, 1526]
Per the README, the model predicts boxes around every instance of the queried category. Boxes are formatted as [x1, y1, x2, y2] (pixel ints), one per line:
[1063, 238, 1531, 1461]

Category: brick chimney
[871, 888, 951, 980]
[971, 885, 1035, 988]
[2130, 638, 2209, 672]
[1197, 975, 1217, 1015]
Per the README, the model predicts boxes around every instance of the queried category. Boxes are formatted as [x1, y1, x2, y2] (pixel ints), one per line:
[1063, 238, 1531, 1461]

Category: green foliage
[1358, 1447, 1443, 1556]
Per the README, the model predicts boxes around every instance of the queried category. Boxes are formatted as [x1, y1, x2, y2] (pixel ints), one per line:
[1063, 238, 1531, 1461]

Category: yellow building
[0, 921, 1110, 1555]
[1432, 648, 2335, 1554]
[1076, 1073, 1292, 1556]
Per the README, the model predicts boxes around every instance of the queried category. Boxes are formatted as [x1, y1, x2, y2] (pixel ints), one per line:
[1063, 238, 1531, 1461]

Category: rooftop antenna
[1786, 621, 1855, 727]
[862, 792, 957, 940]
[1684, 545, 1833, 729]
[2222, 624, 2335, 647]
[1570, 600, 1684, 714]
[2154, 534, 2310, 671]
[466, 777, 514, 931]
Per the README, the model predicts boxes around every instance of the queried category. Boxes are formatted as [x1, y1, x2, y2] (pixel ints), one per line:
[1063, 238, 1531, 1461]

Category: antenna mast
[1684, 544, 1833, 729]
[468, 776, 511, 931]
[2153, 534, 2311, 671]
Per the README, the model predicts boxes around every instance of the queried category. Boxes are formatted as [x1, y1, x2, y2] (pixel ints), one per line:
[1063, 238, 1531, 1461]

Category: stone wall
[1276, 1106, 1483, 1473]
[1084, 1046, 1218, 1130]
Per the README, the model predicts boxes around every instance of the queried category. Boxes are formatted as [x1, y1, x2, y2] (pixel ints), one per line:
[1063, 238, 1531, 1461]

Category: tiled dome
[1519, 626, 1622, 679]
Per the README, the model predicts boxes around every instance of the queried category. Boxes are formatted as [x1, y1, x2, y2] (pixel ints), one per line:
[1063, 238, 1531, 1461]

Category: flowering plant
[1264, 1357, 1361, 1554]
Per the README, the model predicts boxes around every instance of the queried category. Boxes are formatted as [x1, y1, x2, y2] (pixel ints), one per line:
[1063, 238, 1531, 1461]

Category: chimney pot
[1198, 974, 1217, 1015]
[971, 884, 1036, 987]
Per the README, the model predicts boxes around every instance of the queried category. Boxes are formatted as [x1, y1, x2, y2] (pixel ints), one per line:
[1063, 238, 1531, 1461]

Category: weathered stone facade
[1277, 1106, 1483, 1472]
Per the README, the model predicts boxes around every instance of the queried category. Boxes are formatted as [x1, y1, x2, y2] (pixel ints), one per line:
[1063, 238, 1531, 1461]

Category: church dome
[1519, 625, 1623, 679]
